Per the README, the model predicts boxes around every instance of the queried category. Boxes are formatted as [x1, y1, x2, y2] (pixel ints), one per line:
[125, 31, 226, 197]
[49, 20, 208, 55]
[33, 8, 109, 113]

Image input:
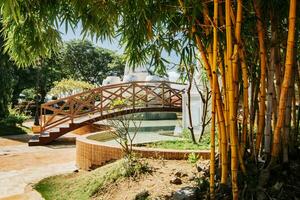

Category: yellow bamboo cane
[253, 0, 267, 158]
[210, 0, 218, 198]
[195, 35, 228, 185]
[225, 0, 239, 198]
[271, 0, 297, 163]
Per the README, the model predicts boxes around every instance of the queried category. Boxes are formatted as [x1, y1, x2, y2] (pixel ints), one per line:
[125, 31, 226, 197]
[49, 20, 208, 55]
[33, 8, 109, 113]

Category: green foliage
[48, 78, 95, 98]
[194, 177, 209, 191]
[0, 27, 15, 119]
[0, 0, 65, 66]
[0, 108, 30, 126]
[121, 156, 150, 177]
[35, 159, 149, 200]
[0, 107, 30, 136]
[0, 61, 14, 119]
[110, 98, 128, 109]
[188, 152, 199, 164]
[182, 128, 192, 140]
[61, 40, 125, 85]
[21, 88, 36, 101]
[0, 123, 30, 136]
[145, 139, 210, 150]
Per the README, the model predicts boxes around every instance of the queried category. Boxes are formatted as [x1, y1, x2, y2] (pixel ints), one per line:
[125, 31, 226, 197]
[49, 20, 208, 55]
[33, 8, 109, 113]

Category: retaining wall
[76, 132, 210, 170]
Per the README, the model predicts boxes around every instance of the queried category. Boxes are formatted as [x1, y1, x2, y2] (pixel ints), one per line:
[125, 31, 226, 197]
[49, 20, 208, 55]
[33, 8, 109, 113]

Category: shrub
[121, 155, 150, 177]
[0, 108, 30, 126]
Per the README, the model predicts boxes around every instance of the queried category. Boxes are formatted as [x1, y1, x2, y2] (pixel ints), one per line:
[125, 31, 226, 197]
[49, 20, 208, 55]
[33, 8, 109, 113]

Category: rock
[188, 173, 196, 181]
[196, 164, 203, 172]
[175, 171, 182, 177]
[170, 177, 182, 185]
[182, 173, 188, 177]
[196, 161, 209, 173]
[198, 171, 206, 178]
[175, 171, 188, 178]
[172, 187, 199, 200]
[135, 190, 150, 200]
[273, 182, 284, 191]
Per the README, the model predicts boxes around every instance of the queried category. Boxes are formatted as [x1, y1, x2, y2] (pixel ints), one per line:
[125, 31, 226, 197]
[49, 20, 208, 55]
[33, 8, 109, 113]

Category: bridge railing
[39, 81, 185, 133]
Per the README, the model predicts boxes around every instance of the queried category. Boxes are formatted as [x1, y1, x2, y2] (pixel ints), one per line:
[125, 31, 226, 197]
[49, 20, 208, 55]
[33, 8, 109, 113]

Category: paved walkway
[0, 135, 77, 199]
[102, 131, 181, 146]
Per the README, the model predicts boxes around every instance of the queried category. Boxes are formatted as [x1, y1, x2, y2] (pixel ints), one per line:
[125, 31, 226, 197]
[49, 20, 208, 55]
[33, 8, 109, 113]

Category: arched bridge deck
[29, 81, 185, 146]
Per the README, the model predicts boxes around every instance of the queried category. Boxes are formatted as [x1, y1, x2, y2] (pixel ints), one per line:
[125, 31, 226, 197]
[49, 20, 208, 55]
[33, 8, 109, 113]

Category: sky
[59, 24, 180, 67]
[60, 25, 124, 54]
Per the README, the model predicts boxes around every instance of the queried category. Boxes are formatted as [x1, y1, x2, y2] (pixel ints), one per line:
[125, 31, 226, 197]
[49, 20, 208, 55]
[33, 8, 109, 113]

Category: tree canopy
[61, 40, 124, 85]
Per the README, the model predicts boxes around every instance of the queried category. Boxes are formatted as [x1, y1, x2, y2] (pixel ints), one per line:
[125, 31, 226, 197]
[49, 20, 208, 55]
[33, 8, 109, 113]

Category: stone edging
[76, 131, 210, 170]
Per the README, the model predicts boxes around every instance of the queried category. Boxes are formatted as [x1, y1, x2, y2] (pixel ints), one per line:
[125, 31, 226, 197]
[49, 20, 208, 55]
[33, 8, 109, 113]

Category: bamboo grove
[0, 0, 300, 199]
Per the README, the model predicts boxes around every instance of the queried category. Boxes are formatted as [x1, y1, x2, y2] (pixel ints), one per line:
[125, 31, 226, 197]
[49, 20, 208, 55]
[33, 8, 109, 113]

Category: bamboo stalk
[226, 0, 238, 198]
[253, 0, 267, 158]
[210, 0, 218, 198]
[195, 35, 228, 185]
[270, 0, 297, 163]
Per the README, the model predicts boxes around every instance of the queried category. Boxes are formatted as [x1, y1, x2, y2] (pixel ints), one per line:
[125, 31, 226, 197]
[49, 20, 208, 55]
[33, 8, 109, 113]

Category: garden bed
[35, 158, 207, 200]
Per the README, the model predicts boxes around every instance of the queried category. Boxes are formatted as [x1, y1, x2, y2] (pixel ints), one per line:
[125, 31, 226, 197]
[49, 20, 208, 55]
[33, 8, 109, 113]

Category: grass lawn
[87, 131, 116, 142]
[143, 140, 210, 150]
[142, 133, 215, 150]
[35, 160, 129, 200]
[0, 124, 30, 136]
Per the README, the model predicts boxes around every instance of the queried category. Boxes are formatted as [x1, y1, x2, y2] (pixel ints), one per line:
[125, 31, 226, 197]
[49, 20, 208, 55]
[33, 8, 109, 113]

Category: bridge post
[132, 83, 135, 109]
[169, 90, 172, 107]
[162, 83, 165, 107]
[100, 89, 103, 116]
[146, 85, 149, 107]
[70, 99, 74, 124]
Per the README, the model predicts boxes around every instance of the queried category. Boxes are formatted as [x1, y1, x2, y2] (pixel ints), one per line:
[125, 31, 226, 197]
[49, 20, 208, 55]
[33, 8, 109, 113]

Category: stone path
[0, 135, 77, 199]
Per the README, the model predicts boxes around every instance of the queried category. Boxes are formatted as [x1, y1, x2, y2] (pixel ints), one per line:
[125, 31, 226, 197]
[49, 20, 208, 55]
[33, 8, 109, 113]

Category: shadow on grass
[0, 123, 31, 135]
[0, 123, 31, 143]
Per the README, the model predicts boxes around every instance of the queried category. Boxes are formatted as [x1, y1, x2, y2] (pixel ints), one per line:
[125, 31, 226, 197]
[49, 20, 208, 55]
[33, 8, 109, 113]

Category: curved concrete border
[76, 131, 210, 170]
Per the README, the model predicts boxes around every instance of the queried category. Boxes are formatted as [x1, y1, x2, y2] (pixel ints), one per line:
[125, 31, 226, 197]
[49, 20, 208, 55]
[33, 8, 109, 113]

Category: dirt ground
[0, 134, 77, 199]
[95, 159, 203, 200]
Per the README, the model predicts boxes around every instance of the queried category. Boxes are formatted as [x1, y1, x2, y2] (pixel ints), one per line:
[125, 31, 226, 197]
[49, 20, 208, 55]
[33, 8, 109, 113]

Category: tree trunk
[186, 69, 197, 144]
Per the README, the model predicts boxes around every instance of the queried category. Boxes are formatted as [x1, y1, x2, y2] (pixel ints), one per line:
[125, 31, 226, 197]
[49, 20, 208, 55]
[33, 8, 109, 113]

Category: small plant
[194, 177, 209, 191]
[182, 128, 192, 141]
[121, 155, 150, 177]
[188, 152, 199, 164]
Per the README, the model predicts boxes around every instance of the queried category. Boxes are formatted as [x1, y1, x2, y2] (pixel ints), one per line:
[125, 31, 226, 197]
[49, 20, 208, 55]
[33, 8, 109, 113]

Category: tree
[61, 40, 125, 85]
[0, 60, 14, 119]
[106, 99, 143, 175]
[48, 78, 95, 98]
[0, 26, 15, 119]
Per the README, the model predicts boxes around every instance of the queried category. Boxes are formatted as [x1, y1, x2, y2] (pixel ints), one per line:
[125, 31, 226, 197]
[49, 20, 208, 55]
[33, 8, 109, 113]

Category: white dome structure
[145, 75, 161, 82]
[123, 61, 149, 82]
[123, 74, 138, 82]
[102, 76, 121, 85]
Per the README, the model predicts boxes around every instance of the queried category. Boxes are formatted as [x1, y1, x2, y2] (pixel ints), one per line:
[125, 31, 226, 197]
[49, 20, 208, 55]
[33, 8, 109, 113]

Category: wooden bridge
[29, 81, 185, 146]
